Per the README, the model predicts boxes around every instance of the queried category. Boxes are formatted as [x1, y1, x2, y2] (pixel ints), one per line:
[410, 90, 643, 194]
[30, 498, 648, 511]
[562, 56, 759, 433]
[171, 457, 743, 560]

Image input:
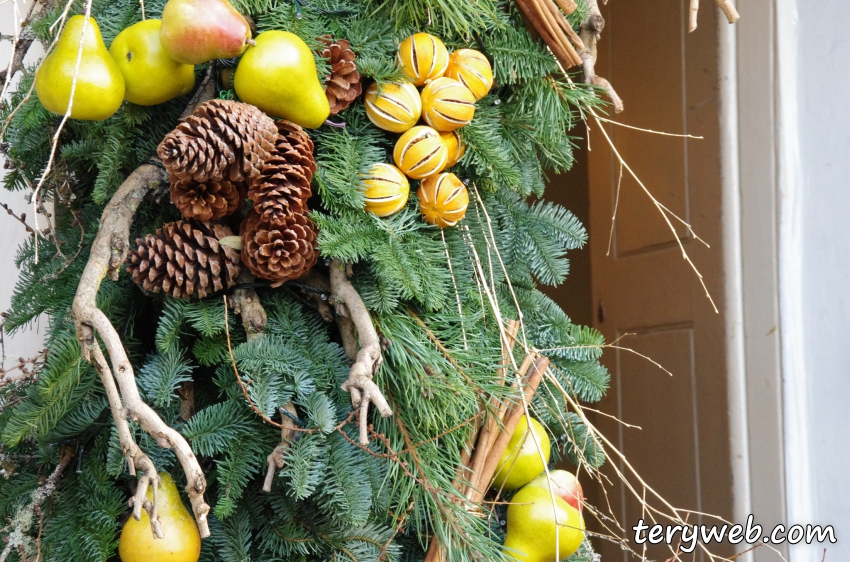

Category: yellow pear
[35, 15, 125, 120]
[110, 19, 195, 106]
[491, 415, 551, 491]
[119, 472, 201, 562]
[504, 484, 586, 562]
[234, 30, 330, 129]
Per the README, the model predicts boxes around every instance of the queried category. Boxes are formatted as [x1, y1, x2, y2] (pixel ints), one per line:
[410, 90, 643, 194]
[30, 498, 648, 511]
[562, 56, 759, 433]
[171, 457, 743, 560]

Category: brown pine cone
[126, 221, 241, 299]
[248, 121, 316, 224]
[240, 212, 318, 286]
[276, 121, 317, 182]
[319, 36, 362, 115]
[170, 176, 245, 222]
[248, 164, 310, 224]
[157, 99, 277, 184]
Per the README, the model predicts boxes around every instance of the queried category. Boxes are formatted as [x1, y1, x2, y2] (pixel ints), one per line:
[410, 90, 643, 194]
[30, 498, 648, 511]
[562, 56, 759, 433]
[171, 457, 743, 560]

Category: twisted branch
[69, 73, 217, 539]
[71, 164, 210, 538]
[577, 0, 623, 113]
[329, 259, 392, 445]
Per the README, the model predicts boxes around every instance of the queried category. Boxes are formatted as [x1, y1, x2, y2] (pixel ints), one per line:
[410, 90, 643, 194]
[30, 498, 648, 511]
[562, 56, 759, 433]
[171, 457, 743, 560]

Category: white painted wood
[718, 12, 755, 562]
[0, 0, 48, 367]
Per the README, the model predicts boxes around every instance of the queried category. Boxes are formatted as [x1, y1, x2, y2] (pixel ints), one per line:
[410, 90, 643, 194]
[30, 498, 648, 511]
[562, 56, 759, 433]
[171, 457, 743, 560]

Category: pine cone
[170, 176, 245, 222]
[248, 121, 316, 224]
[126, 221, 241, 299]
[319, 36, 362, 115]
[276, 121, 317, 181]
[240, 212, 318, 286]
[157, 99, 277, 184]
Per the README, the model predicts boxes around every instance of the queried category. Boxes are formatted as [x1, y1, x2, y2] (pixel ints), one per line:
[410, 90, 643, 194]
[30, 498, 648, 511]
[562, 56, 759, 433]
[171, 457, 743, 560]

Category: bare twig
[690, 0, 740, 32]
[329, 259, 392, 445]
[0, 201, 34, 234]
[0, 350, 45, 388]
[223, 294, 283, 430]
[229, 271, 268, 340]
[716, 0, 740, 24]
[68, 71, 216, 537]
[71, 164, 210, 538]
[262, 401, 298, 492]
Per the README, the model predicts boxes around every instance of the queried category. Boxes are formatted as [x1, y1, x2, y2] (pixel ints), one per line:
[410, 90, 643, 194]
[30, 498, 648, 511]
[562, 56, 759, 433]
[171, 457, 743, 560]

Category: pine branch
[0, 446, 74, 562]
[330, 259, 392, 445]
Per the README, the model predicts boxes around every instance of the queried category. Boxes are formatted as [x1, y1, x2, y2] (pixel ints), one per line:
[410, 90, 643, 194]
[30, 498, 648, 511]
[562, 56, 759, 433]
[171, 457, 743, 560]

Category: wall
[0, 0, 47, 367]
[780, 0, 850, 559]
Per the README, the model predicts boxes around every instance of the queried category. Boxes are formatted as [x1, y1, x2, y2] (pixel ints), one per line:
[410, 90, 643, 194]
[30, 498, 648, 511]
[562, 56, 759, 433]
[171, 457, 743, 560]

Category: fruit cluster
[361, 32, 494, 229]
[492, 415, 587, 562]
[34, 0, 332, 131]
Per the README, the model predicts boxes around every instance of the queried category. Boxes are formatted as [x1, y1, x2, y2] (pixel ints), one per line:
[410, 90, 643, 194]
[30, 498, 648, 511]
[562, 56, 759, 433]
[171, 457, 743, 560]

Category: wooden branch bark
[577, 0, 624, 113]
[71, 164, 211, 538]
[329, 259, 392, 445]
[69, 73, 217, 538]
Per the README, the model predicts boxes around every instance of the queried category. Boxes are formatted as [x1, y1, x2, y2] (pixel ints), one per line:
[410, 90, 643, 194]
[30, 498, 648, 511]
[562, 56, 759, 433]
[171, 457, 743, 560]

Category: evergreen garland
[0, 0, 611, 560]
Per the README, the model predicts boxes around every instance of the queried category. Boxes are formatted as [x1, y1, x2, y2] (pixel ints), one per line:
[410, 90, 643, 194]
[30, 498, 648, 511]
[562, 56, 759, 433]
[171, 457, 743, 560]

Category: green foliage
[41, 435, 127, 562]
[0, 0, 612, 558]
[137, 347, 194, 410]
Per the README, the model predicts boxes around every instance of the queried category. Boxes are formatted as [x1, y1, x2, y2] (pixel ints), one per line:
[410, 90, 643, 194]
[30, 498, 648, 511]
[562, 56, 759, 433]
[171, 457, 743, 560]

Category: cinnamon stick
[527, 0, 581, 67]
[553, 0, 578, 15]
[424, 321, 522, 562]
[465, 353, 534, 502]
[543, 0, 586, 53]
[468, 355, 550, 505]
[514, 0, 581, 69]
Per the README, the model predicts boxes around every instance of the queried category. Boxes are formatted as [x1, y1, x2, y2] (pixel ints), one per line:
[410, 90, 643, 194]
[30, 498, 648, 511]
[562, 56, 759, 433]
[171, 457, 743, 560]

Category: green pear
[35, 15, 125, 121]
[234, 31, 330, 129]
[491, 415, 551, 491]
[110, 19, 195, 106]
[118, 472, 200, 562]
[504, 484, 585, 562]
[160, 0, 252, 65]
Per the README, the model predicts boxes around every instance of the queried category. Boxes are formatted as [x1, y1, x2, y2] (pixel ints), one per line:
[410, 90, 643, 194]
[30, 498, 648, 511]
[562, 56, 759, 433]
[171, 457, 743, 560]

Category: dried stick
[715, 0, 740, 24]
[329, 259, 392, 445]
[68, 72, 216, 536]
[226, 276, 303, 492]
[468, 355, 550, 506]
[263, 401, 298, 492]
[0, 447, 74, 562]
[72, 164, 209, 537]
[578, 0, 624, 113]
[229, 271, 268, 340]
[689, 0, 700, 32]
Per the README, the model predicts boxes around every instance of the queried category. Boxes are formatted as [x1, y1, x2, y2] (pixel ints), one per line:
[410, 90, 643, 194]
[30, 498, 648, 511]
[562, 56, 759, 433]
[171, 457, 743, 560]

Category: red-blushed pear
[527, 469, 584, 513]
[159, 0, 252, 65]
[504, 483, 585, 562]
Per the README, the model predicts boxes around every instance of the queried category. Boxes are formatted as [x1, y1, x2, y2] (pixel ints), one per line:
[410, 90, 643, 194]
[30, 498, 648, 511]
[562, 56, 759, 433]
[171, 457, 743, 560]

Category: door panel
[584, 1, 733, 560]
